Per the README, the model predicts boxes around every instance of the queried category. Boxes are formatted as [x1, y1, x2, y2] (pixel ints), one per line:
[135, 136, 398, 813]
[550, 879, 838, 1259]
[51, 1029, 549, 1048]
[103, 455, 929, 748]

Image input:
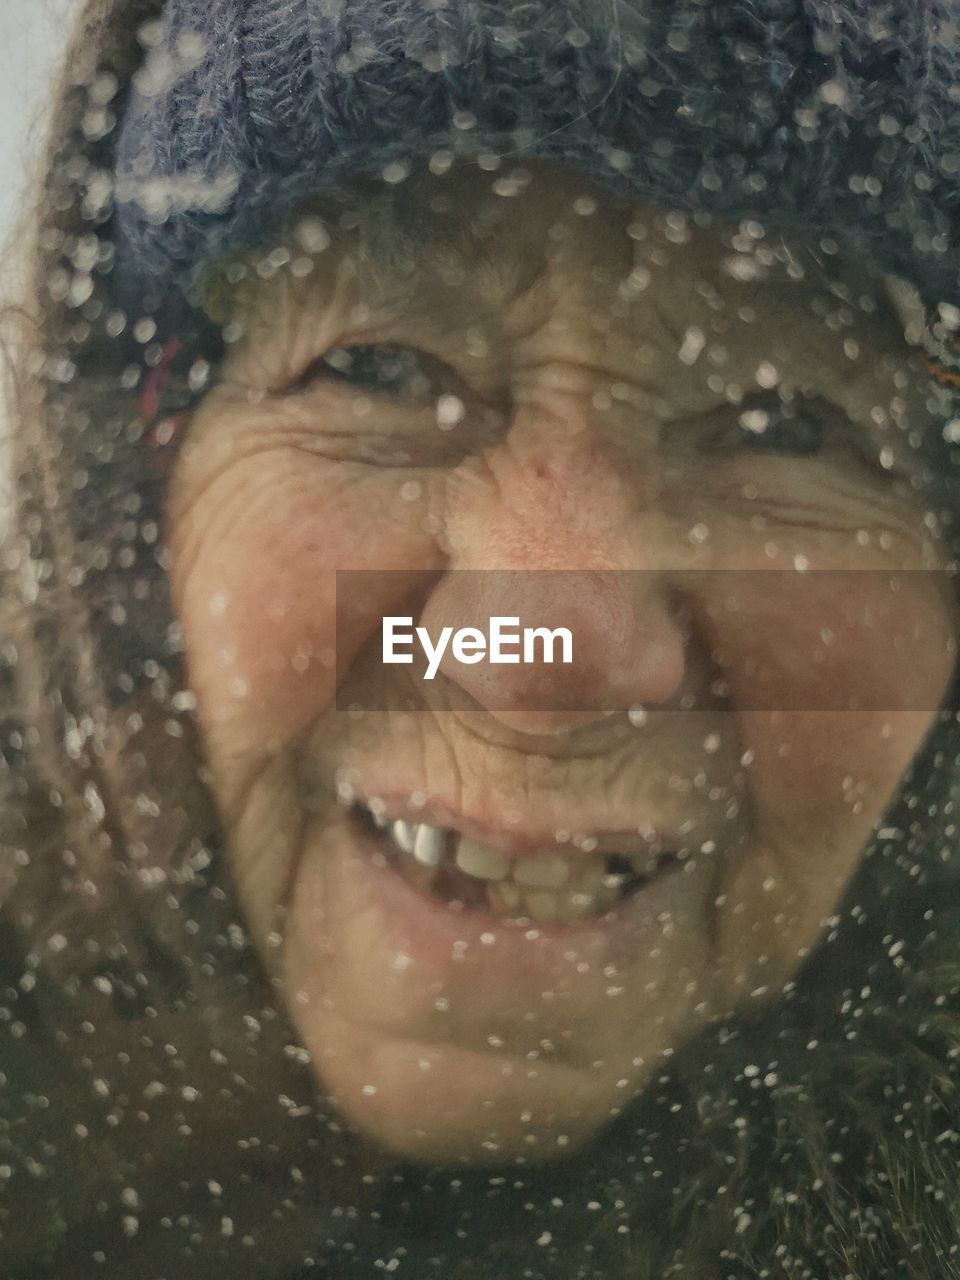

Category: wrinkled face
[165, 163, 958, 1165]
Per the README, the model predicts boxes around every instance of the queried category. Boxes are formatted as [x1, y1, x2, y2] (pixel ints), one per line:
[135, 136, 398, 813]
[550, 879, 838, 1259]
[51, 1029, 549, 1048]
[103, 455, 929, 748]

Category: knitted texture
[114, 0, 960, 314]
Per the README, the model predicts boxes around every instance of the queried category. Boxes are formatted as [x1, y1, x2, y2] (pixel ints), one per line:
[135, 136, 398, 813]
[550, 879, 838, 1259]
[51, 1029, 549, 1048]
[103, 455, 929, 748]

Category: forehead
[211, 161, 915, 405]
[274, 161, 881, 303]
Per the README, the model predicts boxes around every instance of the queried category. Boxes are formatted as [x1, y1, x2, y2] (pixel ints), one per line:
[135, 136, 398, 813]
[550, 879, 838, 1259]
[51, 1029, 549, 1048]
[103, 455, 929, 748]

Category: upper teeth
[512, 852, 570, 888]
[361, 807, 685, 922]
[388, 819, 445, 866]
[414, 823, 445, 867]
[455, 838, 511, 881]
[390, 819, 415, 855]
[377, 814, 667, 885]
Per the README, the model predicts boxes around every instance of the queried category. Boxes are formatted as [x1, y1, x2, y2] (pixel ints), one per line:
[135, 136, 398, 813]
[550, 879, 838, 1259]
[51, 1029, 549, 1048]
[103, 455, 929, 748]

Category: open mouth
[351, 801, 682, 924]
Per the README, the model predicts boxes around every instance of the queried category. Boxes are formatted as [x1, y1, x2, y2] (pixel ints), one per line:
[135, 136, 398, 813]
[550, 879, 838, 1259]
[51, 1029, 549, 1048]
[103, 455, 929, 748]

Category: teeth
[367, 806, 676, 922]
[512, 852, 570, 889]
[487, 880, 522, 914]
[391, 820, 416, 855]
[413, 823, 445, 867]
[570, 860, 605, 896]
[455, 838, 511, 882]
[523, 891, 560, 921]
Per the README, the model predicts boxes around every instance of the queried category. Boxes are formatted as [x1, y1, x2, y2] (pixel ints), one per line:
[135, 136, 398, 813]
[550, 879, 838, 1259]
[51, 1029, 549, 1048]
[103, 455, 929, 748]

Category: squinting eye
[736, 402, 824, 456]
[288, 343, 441, 400]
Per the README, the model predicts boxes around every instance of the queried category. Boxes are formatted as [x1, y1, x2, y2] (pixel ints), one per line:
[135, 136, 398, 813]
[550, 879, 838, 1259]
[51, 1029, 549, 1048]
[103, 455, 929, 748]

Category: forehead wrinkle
[330, 200, 418, 315]
[341, 188, 540, 321]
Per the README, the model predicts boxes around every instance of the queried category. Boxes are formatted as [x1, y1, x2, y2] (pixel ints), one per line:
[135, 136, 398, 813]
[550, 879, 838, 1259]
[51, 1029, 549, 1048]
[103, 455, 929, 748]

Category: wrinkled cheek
[704, 574, 956, 1000]
[739, 710, 933, 846]
[167, 468, 435, 761]
[708, 705, 936, 1002]
[700, 571, 954, 708]
[710, 573, 958, 842]
[180, 541, 336, 751]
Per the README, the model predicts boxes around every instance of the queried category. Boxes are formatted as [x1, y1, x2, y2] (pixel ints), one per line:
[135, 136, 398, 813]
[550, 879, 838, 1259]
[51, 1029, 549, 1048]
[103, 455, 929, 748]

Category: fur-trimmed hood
[4, 2, 960, 1277]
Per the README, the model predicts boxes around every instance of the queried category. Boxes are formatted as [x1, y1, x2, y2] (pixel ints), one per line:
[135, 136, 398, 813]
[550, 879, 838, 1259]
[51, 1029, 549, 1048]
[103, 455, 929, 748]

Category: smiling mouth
[350, 802, 682, 923]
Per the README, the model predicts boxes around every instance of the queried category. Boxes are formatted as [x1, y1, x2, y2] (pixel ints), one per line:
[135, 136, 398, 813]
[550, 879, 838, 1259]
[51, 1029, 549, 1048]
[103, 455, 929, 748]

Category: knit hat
[113, 0, 960, 339]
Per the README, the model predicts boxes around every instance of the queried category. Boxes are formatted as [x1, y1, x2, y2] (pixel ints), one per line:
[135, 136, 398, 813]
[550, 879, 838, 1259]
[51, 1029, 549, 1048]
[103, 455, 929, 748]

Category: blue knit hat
[114, 0, 960, 351]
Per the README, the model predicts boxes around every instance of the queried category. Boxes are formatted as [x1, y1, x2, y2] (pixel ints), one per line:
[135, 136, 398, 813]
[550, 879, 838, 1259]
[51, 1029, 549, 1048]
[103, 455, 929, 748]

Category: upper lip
[350, 791, 687, 859]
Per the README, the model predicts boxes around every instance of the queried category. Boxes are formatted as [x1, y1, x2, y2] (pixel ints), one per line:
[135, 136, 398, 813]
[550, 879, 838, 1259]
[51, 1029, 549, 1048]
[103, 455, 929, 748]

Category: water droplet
[436, 394, 465, 429]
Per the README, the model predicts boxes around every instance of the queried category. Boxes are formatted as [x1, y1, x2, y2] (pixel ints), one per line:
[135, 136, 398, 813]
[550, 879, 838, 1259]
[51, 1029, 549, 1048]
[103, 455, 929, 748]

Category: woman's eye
[735, 402, 824, 456]
[288, 343, 442, 401]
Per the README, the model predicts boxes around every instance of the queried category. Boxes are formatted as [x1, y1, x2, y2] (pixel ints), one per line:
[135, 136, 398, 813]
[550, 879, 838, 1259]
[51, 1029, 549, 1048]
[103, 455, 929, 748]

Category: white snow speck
[678, 326, 706, 365]
[436, 395, 465, 429]
[739, 408, 769, 434]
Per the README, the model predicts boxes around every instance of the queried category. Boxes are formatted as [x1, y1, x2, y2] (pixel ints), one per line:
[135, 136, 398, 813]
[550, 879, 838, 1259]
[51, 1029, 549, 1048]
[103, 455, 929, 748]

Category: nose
[417, 396, 688, 733]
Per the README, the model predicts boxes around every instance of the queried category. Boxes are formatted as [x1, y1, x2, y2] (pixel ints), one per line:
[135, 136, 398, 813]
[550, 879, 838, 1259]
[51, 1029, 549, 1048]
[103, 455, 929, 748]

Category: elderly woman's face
[165, 164, 958, 1164]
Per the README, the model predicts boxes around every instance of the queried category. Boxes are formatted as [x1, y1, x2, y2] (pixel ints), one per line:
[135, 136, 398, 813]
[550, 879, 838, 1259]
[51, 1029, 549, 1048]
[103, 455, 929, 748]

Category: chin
[271, 781, 734, 1164]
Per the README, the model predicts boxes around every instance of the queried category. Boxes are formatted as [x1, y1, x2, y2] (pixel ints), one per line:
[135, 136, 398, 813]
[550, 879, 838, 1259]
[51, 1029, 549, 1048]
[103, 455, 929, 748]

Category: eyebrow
[342, 210, 427, 314]
[325, 190, 536, 320]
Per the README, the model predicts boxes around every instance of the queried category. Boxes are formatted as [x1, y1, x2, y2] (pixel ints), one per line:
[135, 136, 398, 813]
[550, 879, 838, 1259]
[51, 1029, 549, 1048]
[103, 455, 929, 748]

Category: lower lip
[334, 804, 715, 974]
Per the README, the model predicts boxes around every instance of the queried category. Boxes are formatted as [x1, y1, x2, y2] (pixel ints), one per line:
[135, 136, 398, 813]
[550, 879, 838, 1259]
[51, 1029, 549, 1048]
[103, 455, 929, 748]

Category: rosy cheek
[168, 462, 437, 757]
[702, 573, 956, 836]
[739, 711, 930, 846]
